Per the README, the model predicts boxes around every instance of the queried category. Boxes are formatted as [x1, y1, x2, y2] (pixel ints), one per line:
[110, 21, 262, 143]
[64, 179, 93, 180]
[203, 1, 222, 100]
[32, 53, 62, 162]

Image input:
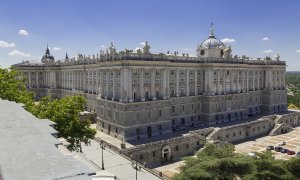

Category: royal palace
[13, 26, 287, 142]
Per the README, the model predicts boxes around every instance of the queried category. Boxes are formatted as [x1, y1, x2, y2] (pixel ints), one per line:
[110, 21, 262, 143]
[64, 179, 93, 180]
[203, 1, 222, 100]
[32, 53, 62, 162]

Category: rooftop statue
[109, 42, 117, 55]
[143, 41, 151, 54]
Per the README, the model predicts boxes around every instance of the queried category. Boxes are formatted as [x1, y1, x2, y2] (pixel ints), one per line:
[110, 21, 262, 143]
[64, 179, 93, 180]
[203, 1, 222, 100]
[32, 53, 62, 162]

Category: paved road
[81, 140, 161, 180]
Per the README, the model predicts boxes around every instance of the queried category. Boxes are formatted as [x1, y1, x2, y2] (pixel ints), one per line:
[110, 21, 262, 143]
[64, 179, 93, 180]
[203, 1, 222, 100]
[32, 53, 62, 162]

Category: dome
[197, 24, 228, 58]
[200, 36, 225, 49]
[41, 45, 55, 63]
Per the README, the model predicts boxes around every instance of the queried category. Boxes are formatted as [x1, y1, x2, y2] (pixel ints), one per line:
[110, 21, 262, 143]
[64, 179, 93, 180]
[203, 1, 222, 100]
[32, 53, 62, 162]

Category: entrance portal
[108, 125, 111, 135]
[147, 126, 152, 137]
[161, 145, 171, 162]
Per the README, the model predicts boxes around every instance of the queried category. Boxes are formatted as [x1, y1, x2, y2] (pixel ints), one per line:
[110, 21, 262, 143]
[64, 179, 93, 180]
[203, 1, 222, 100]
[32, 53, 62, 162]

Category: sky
[0, 0, 300, 70]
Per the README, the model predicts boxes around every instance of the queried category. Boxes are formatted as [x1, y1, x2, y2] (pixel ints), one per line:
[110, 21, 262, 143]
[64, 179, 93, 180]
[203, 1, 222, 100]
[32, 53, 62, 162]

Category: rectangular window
[171, 106, 175, 113]
[158, 110, 162, 117]
[153, 151, 156, 157]
[158, 125, 162, 130]
[136, 128, 140, 135]
[171, 70, 175, 75]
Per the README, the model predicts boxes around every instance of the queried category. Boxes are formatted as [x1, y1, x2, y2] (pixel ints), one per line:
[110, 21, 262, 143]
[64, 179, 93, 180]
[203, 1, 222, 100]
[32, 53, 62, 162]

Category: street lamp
[131, 159, 141, 180]
[99, 139, 105, 170]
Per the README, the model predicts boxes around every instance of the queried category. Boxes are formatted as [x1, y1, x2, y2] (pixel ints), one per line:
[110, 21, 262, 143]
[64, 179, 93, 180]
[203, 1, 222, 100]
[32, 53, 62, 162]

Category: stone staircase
[269, 123, 293, 136]
[273, 115, 283, 124]
[206, 127, 221, 141]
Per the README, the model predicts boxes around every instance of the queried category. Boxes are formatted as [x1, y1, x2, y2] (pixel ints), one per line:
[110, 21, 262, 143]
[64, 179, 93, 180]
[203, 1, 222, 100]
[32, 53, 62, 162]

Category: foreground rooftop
[0, 99, 94, 180]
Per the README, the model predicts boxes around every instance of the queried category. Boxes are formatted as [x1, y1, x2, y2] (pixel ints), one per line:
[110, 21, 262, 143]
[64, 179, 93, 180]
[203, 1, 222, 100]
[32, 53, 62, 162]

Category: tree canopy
[0, 67, 96, 151]
[0, 68, 33, 107]
[31, 95, 96, 151]
[174, 143, 300, 180]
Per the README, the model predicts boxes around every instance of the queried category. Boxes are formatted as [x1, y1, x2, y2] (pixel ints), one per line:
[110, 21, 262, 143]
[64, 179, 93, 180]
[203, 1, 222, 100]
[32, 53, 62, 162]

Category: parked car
[275, 146, 283, 152]
[297, 151, 300, 157]
[266, 145, 274, 151]
[287, 150, 295, 155]
[278, 141, 286, 146]
[281, 149, 288, 153]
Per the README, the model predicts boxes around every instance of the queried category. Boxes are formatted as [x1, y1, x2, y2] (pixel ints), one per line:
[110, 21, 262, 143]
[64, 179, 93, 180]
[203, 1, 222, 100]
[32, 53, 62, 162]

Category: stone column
[91, 70, 94, 93]
[186, 69, 190, 96]
[230, 69, 234, 93]
[194, 69, 198, 95]
[28, 72, 32, 88]
[257, 71, 261, 90]
[128, 69, 133, 102]
[252, 70, 255, 91]
[236, 69, 239, 93]
[61, 71, 63, 89]
[246, 70, 249, 91]
[151, 69, 156, 100]
[223, 69, 226, 94]
[36, 72, 39, 88]
[80, 70, 83, 91]
[120, 68, 127, 102]
[275, 71, 278, 90]
[217, 69, 220, 94]
[105, 69, 109, 99]
[166, 69, 170, 98]
[140, 69, 145, 101]
[76, 71, 78, 90]
[112, 69, 116, 101]
[73, 71, 76, 90]
[176, 69, 179, 97]
[240, 70, 244, 92]
[162, 69, 167, 99]
[279, 71, 282, 89]
[282, 71, 286, 88]
[204, 68, 212, 95]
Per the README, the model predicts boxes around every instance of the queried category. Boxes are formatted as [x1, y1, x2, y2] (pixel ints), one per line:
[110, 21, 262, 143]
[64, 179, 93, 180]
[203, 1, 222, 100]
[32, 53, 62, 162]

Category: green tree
[32, 95, 96, 151]
[174, 143, 300, 180]
[285, 158, 300, 179]
[0, 67, 96, 152]
[0, 68, 33, 108]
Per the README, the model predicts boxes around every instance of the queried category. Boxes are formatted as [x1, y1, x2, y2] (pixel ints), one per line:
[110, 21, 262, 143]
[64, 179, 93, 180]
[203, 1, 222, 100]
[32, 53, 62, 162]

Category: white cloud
[0, 40, 15, 48]
[262, 37, 270, 41]
[101, 45, 105, 48]
[52, 47, 61, 51]
[139, 42, 146, 46]
[221, 38, 235, 44]
[296, 49, 300, 53]
[181, 48, 191, 51]
[8, 50, 31, 57]
[263, 49, 273, 53]
[19, 29, 29, 36]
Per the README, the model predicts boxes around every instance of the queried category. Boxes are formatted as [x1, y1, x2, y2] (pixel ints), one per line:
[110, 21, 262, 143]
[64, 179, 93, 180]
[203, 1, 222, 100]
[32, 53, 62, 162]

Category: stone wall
[121, 112, 300, 166]
[121, 133, 206, 166]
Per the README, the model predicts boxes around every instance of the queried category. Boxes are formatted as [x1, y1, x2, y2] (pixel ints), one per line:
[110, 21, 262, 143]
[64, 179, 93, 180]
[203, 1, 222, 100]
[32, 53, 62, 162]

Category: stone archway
[294, 116, 298, 127]
[161, 145, 171, 162]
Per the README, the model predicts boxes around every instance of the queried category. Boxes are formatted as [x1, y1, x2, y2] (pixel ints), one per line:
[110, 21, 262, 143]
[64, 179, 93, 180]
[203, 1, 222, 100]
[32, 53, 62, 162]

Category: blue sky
[1, 0, 300, 70]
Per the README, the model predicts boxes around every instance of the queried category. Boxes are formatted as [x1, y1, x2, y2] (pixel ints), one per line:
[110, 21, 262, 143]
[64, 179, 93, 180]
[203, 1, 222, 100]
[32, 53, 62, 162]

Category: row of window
[225, 123, 271, 138]
[138, 141, 201, 160]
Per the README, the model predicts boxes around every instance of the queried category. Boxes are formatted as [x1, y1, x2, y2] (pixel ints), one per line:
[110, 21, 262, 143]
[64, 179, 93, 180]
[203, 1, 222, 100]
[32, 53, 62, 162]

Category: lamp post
[131, 159, 141, 180]
[99, 139, 105, 170]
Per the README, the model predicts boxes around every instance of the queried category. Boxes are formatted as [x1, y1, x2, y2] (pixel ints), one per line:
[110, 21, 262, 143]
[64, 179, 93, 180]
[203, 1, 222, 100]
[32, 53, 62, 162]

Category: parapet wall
[121, 112, 300, 166]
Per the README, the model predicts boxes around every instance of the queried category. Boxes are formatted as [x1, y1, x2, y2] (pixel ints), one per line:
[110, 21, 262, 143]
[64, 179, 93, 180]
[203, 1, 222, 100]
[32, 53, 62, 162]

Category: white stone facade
[12, 29, 287, 141]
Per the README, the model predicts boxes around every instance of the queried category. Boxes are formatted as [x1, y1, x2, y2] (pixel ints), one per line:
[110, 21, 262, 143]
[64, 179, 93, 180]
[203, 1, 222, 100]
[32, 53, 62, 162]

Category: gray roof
[0, 99, 95, 180]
